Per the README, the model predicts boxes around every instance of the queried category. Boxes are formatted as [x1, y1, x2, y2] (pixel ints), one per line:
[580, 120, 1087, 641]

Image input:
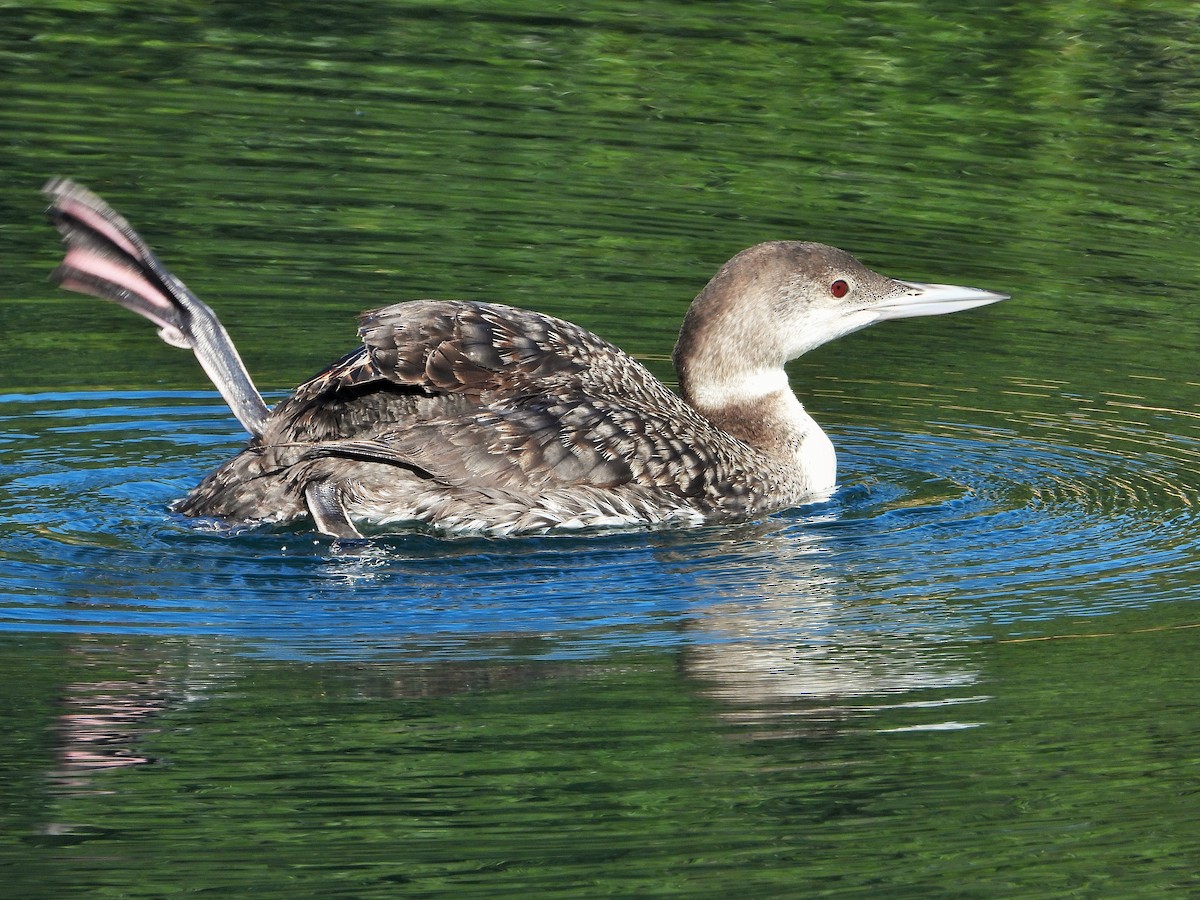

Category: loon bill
[43, 178, 1008, 537]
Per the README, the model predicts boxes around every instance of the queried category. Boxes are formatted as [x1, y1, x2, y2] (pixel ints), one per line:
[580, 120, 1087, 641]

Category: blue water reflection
[4, 389, 1197, 672]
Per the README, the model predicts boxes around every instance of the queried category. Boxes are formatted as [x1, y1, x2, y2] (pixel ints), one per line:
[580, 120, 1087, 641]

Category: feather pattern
[177, 301, 791, 534]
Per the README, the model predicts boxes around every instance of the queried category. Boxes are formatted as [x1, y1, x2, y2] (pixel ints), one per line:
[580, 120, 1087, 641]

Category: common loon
[43, 178, 1007, 537]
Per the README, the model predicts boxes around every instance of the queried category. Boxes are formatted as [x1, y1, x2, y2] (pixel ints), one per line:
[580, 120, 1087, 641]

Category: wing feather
[261, 300, 720, 495]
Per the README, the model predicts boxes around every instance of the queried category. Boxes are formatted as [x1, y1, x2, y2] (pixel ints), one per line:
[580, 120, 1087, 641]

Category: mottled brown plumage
[43, 178, 1008, 537]
[177, 300, 783, 534]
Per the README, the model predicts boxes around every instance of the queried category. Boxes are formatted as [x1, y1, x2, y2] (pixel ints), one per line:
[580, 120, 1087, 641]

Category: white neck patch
[686, 367, 791, 411]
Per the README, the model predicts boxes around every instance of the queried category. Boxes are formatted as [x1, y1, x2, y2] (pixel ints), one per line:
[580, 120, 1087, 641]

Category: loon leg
[42, 178, 270, 437]
[304, 482, 363, 539]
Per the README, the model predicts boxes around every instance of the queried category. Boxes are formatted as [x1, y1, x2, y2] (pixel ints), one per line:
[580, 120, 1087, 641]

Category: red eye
[830, 279, 849, 298]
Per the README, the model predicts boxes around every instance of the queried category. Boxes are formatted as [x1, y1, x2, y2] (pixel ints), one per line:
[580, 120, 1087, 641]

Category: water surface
[3, 2, 1200, 895]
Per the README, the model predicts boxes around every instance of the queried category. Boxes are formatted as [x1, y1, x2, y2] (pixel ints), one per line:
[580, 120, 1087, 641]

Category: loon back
[177, 300, 795, 535]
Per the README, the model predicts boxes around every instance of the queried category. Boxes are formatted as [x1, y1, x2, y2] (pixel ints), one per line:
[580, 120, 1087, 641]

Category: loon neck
[679, 367, 817, 452]
[677, 364, 837, 496]
[672, 280, 810, 452]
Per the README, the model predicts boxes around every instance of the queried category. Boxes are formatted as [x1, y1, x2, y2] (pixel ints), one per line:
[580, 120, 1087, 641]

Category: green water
[3, 2, 1200, 895]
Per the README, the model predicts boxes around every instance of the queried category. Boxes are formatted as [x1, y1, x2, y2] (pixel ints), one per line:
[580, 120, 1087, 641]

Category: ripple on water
[2, 388, 1199, 663]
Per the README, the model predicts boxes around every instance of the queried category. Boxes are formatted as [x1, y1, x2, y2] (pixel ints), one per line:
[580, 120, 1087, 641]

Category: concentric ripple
[2, 388, 1198, 662]
[830, 419, 1200, 624]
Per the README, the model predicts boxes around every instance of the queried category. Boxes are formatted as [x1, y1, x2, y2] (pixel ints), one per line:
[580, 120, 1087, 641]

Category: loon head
[673, 241, 1008, 413]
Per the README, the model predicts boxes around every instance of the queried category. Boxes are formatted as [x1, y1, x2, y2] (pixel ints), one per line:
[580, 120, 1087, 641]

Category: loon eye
[830, 279, 849, 298]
